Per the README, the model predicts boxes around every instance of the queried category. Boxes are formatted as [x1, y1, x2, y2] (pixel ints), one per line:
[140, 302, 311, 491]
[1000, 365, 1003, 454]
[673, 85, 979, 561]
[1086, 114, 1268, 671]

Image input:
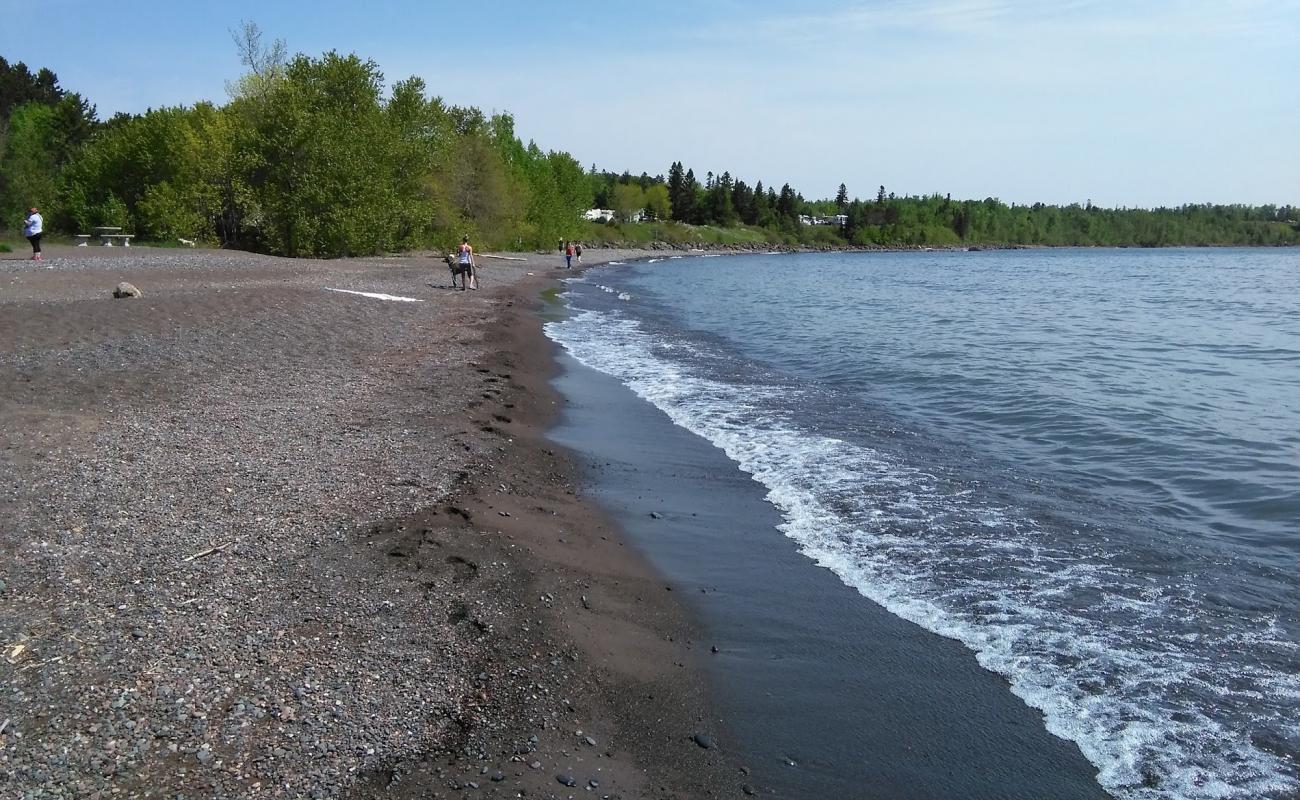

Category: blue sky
[3, 0, 1297, 207]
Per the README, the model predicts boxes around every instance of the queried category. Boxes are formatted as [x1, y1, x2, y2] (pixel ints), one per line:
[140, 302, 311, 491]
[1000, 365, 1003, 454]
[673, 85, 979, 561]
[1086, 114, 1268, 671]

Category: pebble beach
[0, 245, 739, 799]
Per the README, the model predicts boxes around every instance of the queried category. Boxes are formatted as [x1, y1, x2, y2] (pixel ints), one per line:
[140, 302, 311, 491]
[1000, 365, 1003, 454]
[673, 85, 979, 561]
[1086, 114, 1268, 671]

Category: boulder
[112, 282, 141, 299]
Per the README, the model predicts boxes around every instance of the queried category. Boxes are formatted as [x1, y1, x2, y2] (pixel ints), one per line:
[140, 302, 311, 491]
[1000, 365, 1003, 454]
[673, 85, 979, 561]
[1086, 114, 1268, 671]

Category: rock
[711, 645, 719, 654]
[582, 736, 597, 747]
[692, 733, 716, 749]
[742, 784, 756, 795]
[556, 773, 577, 787]
[489, 771, 505, 782]
[649, 511, 663, 519]
[112, 282, 142, 299]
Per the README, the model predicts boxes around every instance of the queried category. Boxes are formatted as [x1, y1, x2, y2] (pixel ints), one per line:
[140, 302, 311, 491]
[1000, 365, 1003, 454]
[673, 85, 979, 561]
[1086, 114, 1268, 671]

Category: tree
[835, 183, 848, 209]
[776, 183, 798, 221]
[0, 103, 59, 225]
[667, 161, 687, 221]
[0, 57, 63, 123]
[611, 183, 646, 222]
[644, 183, 671, 221]
[226, 21, 287, 104]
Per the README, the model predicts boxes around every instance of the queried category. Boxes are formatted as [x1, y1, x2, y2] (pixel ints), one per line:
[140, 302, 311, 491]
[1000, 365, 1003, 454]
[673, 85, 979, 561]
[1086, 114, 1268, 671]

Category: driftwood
[479, 253, 526, 262]
[182, 540, 237, 562]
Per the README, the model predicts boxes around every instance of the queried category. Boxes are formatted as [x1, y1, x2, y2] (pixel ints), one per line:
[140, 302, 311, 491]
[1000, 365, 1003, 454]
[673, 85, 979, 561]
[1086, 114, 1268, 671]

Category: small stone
[583, 736, 597, 747]
[711, 645, 719, 653]
[649, 511, 663, 519]
[556, 773, 576, 787]
[742, 784, 756, 795]
[112, 282, 142, 299]
[529, 761, 542, 770]
[692, 733, 715, 749]
[466, 781, 479, 789]
[489, 771, 505, 782]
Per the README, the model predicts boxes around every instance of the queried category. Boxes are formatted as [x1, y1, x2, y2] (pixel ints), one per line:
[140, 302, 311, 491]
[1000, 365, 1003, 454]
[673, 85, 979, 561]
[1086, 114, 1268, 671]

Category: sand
[0, 245, 740, 798]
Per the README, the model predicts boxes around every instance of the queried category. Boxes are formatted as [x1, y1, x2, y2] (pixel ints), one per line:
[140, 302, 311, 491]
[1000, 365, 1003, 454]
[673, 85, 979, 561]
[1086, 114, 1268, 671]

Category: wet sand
[0, 245, 741, 798]
[549, 348, 1110, 799]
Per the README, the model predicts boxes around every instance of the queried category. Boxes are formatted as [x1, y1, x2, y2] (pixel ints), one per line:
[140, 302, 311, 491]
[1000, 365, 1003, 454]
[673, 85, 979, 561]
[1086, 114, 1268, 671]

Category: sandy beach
[0, 245, 741, 799]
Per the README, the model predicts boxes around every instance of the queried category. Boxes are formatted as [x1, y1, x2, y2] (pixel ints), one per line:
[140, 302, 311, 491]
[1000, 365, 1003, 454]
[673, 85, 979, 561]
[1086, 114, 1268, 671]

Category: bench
[77, 232, 134, 246]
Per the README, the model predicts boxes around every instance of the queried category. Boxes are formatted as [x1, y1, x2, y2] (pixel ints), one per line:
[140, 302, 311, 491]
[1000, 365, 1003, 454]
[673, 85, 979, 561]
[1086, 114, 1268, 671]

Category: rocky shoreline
[0, 246, 742, 799]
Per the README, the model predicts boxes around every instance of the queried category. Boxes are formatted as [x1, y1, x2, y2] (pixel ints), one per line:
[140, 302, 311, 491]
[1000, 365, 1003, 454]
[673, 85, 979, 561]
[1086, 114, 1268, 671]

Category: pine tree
[835, 183, 848, 210]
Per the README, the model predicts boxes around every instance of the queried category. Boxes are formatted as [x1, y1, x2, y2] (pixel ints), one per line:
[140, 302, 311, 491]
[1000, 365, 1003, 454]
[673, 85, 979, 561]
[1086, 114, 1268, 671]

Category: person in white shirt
[23, 208, 44, 262]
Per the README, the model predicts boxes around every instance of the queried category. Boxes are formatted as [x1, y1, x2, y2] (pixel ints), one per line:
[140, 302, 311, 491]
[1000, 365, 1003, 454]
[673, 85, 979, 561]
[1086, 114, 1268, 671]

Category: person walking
[564, 240, 574, 269]
[23, 207, 44, 262]
[574, 241, 583, 265]
[457, 235, 477, 290]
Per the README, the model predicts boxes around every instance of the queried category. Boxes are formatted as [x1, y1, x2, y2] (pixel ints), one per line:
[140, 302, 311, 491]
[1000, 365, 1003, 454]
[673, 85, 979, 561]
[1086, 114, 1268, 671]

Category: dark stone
[556, 773, 577, 787]
[692, 733, 716, 749]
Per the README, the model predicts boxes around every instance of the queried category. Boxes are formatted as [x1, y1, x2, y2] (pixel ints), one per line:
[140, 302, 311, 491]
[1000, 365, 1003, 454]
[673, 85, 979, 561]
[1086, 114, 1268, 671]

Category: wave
[544, 305, 1300, 800]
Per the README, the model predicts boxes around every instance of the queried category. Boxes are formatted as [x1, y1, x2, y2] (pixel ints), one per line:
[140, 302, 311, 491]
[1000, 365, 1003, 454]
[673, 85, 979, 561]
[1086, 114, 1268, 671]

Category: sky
[3, 0, 1297, 208]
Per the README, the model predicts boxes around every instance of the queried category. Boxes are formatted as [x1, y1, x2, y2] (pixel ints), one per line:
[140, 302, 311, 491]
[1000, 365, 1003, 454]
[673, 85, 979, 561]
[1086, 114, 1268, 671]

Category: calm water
[544, 248, 1300, 800]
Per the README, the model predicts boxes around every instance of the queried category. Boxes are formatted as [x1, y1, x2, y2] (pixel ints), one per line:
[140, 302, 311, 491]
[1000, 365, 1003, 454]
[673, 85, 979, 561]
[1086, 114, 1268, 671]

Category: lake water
[544, 248, 1300, 800]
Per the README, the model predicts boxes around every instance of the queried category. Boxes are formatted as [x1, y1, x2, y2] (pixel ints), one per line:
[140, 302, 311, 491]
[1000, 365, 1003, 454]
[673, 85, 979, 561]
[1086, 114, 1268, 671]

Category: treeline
[0, 29, 590, 256]
[4, 37, 1297, 255]
[588, 167, 1300, 248]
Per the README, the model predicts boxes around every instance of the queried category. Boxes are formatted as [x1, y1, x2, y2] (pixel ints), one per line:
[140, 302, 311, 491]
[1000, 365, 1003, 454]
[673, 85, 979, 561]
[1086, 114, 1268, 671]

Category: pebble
[556, 773, 577, 787]
[692, 733, 716, 749]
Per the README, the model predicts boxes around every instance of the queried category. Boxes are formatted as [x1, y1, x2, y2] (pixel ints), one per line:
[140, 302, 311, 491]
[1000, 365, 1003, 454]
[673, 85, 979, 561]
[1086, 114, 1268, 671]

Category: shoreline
[0, 246, 742, 798]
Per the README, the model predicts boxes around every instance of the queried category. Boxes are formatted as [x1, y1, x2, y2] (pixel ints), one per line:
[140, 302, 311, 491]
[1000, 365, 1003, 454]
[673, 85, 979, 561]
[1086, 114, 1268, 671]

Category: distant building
[583, 208, 616, 222]
[799, 214, 848, 226]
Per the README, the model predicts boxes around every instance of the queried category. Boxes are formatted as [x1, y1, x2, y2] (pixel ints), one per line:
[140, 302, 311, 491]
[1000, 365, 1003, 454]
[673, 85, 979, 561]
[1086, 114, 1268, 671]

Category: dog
[445, 252, 472, 289]
[178, 238, 196, 247]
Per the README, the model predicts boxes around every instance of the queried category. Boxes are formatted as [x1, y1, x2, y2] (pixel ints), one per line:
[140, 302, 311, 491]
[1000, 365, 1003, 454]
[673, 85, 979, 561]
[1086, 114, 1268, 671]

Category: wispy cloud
[714, 0, 1296, 45]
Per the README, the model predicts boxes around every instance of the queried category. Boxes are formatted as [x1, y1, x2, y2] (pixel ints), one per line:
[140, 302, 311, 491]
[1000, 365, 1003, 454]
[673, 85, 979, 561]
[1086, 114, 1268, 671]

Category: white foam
[325, 287, 423, 302]
[545, 306, 1300, 800]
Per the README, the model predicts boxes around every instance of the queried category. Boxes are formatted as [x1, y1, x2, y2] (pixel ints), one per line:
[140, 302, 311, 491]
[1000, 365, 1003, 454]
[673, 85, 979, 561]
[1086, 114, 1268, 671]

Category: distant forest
[3, 35, 1298, 256]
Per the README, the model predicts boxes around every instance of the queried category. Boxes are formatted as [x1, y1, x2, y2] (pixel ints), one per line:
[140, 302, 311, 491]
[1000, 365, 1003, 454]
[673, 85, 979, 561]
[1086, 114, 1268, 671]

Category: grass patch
[0, 243, 12, 253]
[580, 220, 780, 247]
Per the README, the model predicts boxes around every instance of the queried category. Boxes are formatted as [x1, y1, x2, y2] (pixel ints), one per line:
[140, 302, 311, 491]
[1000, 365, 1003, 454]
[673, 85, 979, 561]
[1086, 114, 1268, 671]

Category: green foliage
[611, 183, 646, 222]
[7, 44, 1295, 253]
[0, 103, 60, 226]
[644, 183, 671, 221]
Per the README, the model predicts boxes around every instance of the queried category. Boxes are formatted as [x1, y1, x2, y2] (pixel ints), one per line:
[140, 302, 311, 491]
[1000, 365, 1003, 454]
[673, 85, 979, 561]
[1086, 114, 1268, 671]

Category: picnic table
[80, 226, 134, 247]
